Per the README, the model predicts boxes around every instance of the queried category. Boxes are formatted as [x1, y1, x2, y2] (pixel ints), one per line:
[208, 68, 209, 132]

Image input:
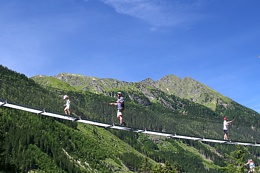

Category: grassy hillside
[1, 65, 260, 172]
[0, 66, 158, 172]
[31, 73, 260, 140]
[0, 107, 162, 172]
[32, 73, 259, 120]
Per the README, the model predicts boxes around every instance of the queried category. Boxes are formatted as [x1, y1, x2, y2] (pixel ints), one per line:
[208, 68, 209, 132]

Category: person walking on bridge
[223, 116, 234, 140]
[63, 95, 71, 115]
[109, 92, 126, 126]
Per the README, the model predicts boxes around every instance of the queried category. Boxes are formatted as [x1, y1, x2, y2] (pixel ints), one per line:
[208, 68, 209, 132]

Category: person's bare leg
[224, 134, 228, 140]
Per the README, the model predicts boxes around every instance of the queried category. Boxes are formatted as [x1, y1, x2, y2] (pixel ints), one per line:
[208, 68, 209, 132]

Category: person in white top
[244, 159, 255, 173]
[63, 95, 71, 115]
[223, 116, 234, 140]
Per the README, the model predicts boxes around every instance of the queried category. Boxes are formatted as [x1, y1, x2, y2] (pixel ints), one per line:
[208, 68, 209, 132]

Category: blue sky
[0, 0, 259, 112]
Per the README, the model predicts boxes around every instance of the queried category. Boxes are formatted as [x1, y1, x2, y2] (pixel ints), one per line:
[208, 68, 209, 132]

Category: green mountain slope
[141, 75, 230, 110]
[1, 65, 260, 172]
[33, 73, 258, 116]
[32, 73, 259, 128]
[0, 66, 158, 172]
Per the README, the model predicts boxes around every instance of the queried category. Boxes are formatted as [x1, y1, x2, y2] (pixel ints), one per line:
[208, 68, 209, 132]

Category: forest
[1, 64, 260, 173]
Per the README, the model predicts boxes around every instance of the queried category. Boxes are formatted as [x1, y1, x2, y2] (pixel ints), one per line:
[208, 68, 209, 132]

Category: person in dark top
[109, 92, 126, 126]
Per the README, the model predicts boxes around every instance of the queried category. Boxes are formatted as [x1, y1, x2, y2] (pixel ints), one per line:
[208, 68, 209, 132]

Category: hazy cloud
[100, 0, 204, 27]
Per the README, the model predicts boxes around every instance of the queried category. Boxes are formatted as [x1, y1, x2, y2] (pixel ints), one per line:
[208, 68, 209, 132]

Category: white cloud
[100, 0, 204, 28]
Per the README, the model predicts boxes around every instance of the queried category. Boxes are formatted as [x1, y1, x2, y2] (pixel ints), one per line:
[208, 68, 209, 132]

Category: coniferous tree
[139, 157, 152, 173]
[0, 127, 5, 171]
[223, 145, 247, 173]
[0, 114, 18, 173]
[164, 160, 176, 173]
[151, 164, 163, 173]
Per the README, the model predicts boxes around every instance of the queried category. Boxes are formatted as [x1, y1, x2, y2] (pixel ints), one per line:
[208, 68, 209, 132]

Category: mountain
[0, 66, 158, 172]
[31, 73, 260, 142]
[32, 73, 259, 122]
[1, 65, 260, 172]
[141, 75, 228, 110]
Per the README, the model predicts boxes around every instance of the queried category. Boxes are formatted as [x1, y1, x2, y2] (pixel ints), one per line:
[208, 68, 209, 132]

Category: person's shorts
[223, 130, 228, 134]
[117, 109, 124, 116]
[249, 168, 255, 172]
[64, 106, 70, 110]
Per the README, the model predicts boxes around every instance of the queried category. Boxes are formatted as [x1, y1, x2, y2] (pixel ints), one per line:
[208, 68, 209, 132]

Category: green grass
[77, 123, 158, 172]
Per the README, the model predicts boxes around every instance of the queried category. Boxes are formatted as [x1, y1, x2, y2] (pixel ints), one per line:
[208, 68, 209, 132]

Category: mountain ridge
[32, 73, 253, 115]
[32, 73, 260, 132]
[1, 65, 260, 172]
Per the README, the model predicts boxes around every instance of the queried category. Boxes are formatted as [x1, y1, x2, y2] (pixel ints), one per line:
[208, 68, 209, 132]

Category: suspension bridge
[1, 100, 259, 147]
